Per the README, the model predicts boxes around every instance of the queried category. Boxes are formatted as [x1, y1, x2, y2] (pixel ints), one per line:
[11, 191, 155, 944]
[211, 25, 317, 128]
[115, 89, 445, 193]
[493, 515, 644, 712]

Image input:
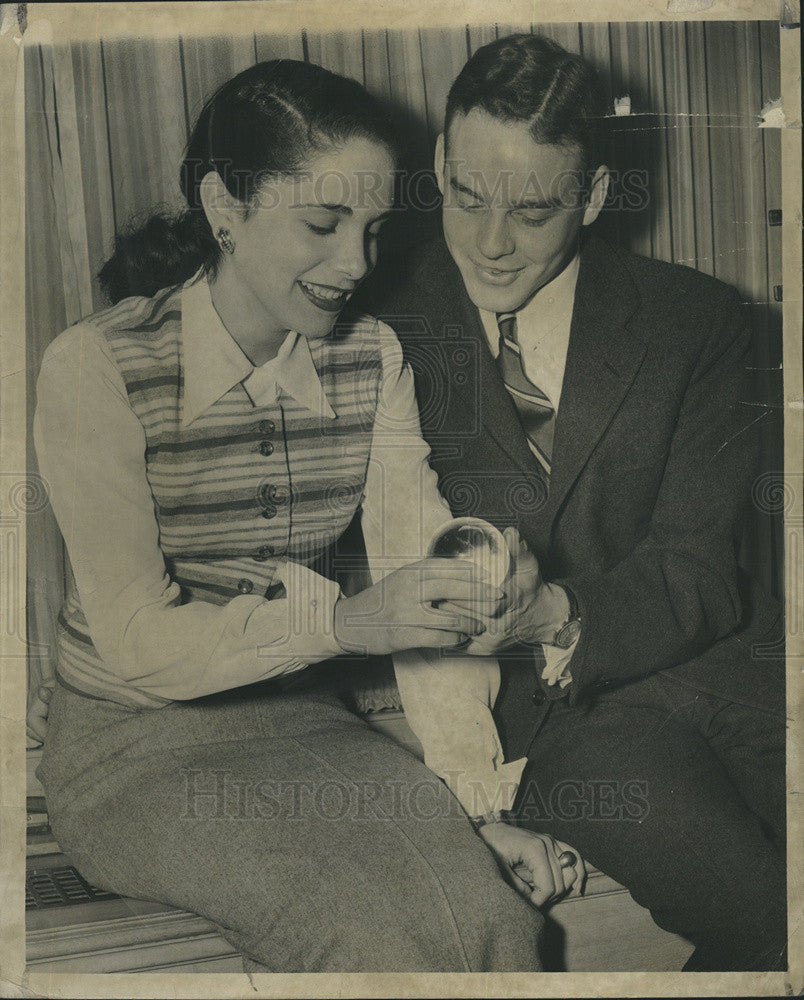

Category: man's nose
[477, 212, 516, 260]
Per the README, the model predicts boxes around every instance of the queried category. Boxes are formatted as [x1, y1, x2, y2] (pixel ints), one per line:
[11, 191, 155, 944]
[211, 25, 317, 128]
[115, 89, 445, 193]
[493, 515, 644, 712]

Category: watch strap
[553, 584, 581, 649]
[469, 809, 511, 830]
[562, 583, 579, 622]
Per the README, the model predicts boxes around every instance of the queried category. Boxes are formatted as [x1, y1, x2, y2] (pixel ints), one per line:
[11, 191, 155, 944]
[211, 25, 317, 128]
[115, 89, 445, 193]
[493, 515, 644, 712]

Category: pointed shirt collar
[478, 250, 580, 344]
[180, 274, 336, 426]
[477, 251, 580, 409]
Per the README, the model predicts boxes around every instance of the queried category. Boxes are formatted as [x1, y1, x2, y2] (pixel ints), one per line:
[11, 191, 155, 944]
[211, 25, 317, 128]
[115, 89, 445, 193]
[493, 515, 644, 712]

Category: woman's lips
[298, 279, 352, 312]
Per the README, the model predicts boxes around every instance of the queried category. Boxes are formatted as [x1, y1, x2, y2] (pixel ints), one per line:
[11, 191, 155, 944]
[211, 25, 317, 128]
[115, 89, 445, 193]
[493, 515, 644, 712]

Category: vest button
[261, 506, 277, 519]
[252, 545, 275, 561]
[259, 440, 274, 457]
[532, 690, 546, 706]
[237, 578, 254, 594]
[259, 419, 275, 434]
[259, 483, 276, 504]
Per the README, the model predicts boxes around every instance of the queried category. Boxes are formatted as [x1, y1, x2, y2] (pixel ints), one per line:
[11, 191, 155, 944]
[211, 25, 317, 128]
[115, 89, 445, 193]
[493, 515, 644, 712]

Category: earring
[216, 227, 235, 254]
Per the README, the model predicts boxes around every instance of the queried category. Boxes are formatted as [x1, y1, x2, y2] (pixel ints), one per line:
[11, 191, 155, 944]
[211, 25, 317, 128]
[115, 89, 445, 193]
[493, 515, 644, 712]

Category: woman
[33, 59, 578, 973]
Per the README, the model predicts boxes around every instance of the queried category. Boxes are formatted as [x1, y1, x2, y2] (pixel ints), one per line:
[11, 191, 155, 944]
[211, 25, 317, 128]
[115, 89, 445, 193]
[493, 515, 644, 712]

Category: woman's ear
[433, 133, 446, 196]
[582, 165, 611, 227]
[199, 171, 238, 234]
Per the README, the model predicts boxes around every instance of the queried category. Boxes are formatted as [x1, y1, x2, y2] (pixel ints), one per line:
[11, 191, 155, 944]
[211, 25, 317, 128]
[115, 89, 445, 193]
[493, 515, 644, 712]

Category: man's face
[436, 109, 604, 313]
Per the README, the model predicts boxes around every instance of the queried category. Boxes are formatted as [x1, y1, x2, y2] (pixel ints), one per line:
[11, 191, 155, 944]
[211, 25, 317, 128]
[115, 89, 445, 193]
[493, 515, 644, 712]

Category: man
[357, 33, 786, 972]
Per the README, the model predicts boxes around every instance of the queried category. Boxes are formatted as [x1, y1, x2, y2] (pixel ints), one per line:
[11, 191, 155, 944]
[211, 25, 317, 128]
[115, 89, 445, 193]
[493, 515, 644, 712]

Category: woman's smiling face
[218, 138, 395, 342]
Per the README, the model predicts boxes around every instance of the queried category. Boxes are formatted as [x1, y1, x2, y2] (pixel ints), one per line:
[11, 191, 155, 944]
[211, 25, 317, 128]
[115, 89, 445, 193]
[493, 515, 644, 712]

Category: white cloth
[34, 274, 526, 814]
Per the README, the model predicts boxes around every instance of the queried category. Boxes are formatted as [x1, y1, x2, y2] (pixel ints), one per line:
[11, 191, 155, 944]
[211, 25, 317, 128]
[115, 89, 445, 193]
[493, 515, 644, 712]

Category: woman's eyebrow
[293, 202, 353, 214]
[292, 205, 394, 223]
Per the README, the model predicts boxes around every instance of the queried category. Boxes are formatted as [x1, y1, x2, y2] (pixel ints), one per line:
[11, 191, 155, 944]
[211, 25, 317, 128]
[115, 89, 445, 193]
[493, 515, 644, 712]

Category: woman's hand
[333, 557, 503, 656]
[477, 822, 586, 907]
[26, 680, 55, 747]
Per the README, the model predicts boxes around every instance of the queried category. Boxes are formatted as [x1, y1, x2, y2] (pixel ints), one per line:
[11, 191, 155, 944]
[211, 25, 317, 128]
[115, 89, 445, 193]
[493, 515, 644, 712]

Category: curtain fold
[24, 22, 785, 697]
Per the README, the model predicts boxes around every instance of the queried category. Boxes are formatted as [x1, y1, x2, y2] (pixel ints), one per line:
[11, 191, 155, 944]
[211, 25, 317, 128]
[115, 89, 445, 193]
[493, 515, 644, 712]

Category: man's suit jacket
[357, 233, 784, 748]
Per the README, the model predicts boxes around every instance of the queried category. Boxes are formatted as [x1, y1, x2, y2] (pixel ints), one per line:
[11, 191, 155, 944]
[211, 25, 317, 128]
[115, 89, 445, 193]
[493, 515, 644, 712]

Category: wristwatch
[552, 585, 581, 649]
[469, 809, 511, 830]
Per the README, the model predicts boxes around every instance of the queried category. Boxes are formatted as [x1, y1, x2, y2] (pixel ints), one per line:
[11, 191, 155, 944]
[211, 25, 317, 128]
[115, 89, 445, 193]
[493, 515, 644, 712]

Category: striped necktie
[496, 313, 555, 475]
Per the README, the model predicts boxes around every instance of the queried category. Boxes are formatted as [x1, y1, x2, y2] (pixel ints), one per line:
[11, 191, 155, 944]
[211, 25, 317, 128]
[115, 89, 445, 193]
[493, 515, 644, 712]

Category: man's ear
[199, 170, 239, 234]
[582, 165, 610, 227]
[434, 132, 446, 196]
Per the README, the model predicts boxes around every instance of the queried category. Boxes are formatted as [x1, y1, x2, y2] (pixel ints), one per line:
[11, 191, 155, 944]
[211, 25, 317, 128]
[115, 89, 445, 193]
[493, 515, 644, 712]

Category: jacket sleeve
[557, 289, 765, 700]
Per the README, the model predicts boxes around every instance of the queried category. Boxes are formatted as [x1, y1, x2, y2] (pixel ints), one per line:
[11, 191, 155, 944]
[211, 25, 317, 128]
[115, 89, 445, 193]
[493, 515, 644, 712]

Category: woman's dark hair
[444, 34, 608, 180]
[99, 60, 398, 303]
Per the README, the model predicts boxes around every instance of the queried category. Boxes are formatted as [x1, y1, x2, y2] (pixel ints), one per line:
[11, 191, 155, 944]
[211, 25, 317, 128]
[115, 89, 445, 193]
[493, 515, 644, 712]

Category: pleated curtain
[24, 21, 784, 701]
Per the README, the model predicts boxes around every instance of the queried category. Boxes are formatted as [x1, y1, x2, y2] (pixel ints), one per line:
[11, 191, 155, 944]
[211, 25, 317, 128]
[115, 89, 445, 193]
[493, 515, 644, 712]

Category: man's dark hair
[444, 33, 609, 177]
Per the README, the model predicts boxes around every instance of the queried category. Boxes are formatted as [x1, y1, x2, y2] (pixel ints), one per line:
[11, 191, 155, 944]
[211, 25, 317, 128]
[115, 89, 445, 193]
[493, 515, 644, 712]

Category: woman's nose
[477, 212, 515, 260]
[332, 232, 371, 282]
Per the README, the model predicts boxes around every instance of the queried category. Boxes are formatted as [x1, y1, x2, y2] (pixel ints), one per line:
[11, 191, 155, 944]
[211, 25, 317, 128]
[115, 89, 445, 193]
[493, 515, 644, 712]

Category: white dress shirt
[478, 252, 581, 689]
[34, 274, 526, 815]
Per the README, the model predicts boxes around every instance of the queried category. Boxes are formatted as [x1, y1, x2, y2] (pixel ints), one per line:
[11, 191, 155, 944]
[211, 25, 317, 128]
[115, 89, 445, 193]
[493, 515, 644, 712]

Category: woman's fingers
[420, 577, 502, 604]
[540, 835, 577, 900]
[510, 867, 547, 905]
[420, 605, 485, 635]
[399, 627, 471, 650]
[517, 837, 558, 907]
[411, 557, 487, 578]
[436, 597, 503, 617]
[533, 835, 565, 904]
[555, 839, 587, 895]
[436, 599, 500, 622]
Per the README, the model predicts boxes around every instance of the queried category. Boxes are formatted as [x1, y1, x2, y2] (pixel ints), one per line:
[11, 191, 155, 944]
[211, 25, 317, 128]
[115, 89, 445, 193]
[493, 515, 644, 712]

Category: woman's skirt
[38, 667, 544, 973]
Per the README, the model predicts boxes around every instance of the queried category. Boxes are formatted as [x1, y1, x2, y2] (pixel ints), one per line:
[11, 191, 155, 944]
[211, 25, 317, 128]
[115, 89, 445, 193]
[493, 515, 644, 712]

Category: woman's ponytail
[98, 209, 218, 304]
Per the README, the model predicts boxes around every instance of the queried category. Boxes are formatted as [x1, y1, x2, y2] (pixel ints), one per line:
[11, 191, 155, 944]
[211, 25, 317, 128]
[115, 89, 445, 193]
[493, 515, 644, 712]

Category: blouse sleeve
[33, 323, 342, 702]
[360, 322, 526, 816]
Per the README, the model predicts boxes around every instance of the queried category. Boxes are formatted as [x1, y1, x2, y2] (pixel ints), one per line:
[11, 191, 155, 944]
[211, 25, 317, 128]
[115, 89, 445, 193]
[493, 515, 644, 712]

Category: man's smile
[471, 261, 525, 285]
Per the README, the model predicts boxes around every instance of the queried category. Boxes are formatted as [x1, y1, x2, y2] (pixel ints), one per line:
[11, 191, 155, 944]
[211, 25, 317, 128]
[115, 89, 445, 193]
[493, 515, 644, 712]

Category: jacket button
[259, 483, 277, 505]
[259, 419, 275, 434]
[252, 545, 275, 561]
[259, 440, 274, 457]
[532, 690, 546, 706]
[237, 578, 254, 594]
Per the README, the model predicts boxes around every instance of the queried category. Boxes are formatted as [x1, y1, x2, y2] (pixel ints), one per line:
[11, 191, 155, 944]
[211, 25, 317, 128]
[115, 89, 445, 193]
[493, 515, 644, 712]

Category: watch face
[555, 619, 582, 649]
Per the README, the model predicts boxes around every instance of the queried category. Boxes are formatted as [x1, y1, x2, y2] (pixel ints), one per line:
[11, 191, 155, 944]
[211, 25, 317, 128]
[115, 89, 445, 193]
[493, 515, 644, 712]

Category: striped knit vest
[56, 285, 384, 708]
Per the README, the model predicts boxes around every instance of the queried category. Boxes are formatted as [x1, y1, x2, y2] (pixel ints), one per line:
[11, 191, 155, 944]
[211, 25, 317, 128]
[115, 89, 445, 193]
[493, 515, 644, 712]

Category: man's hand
[443, 527, 569, 655]
[477, 821, 586, 907]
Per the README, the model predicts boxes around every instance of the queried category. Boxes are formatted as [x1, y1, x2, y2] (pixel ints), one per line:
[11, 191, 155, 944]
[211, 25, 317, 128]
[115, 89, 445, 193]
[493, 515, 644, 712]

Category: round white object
[427, 517, 510, 587]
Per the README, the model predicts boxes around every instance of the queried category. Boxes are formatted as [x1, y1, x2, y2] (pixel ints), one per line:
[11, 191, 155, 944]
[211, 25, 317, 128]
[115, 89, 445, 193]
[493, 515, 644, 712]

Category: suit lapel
[428, 242, 538, 475]
[452, 288, 538, 473]
[422, 236, 647, 537]
[544, 238, 647, 522]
